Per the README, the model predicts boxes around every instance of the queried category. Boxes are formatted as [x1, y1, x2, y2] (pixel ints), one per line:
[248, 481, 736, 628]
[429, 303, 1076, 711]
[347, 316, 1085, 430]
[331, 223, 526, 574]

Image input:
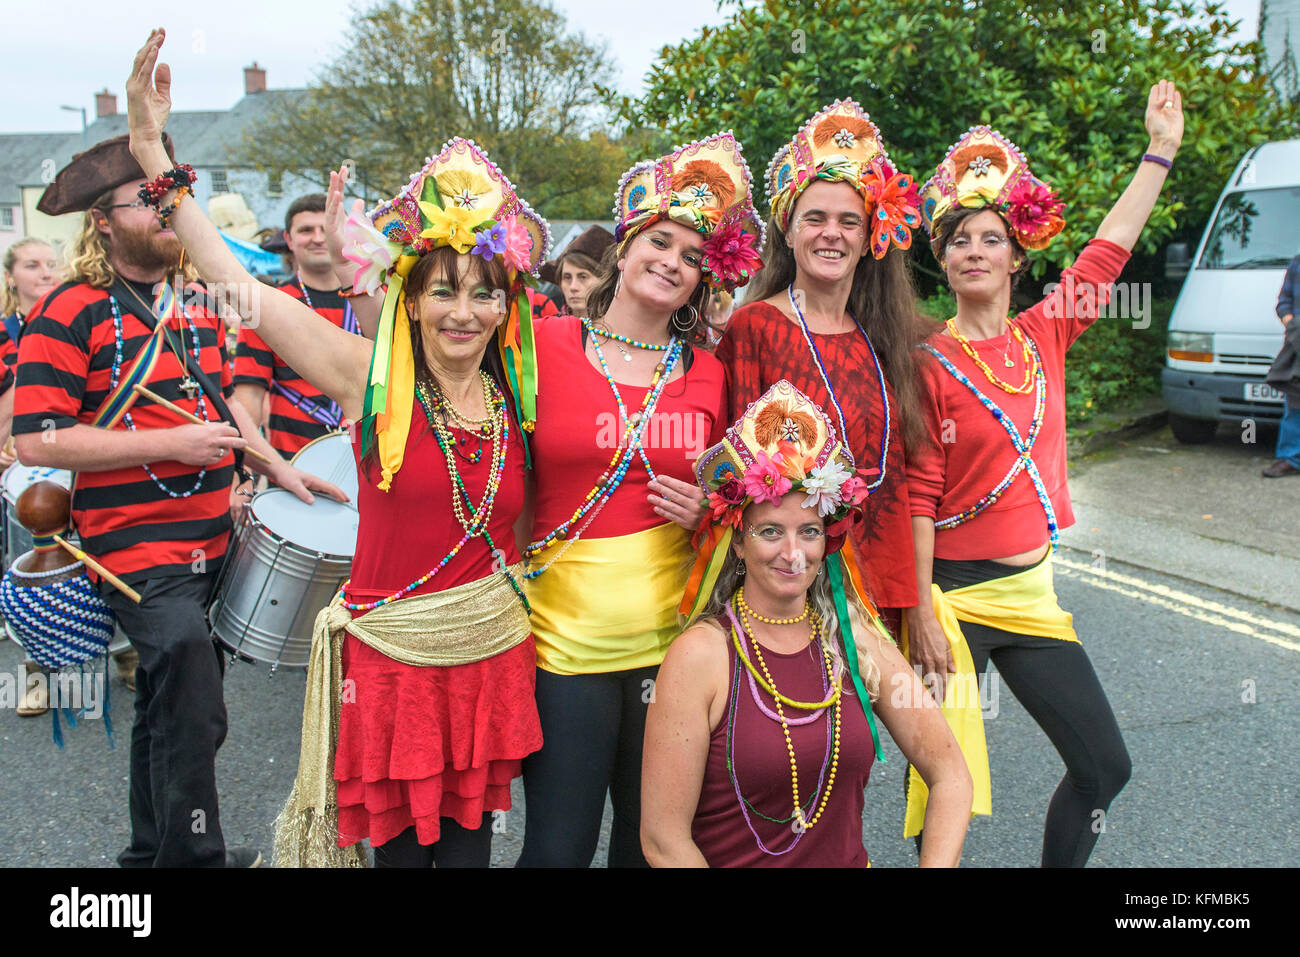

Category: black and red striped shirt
[233, 278, 356, 459]
[13, 279, 236, 583]
[0, 322, 18, 395]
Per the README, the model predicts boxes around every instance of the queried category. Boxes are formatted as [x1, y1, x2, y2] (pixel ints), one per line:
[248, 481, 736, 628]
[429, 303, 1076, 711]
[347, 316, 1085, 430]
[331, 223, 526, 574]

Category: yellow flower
[418, 200, 478, 253]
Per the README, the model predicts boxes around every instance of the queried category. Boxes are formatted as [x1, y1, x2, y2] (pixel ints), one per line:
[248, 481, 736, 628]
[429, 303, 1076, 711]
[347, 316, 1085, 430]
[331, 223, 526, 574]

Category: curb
[1066, 401, 1168, 458]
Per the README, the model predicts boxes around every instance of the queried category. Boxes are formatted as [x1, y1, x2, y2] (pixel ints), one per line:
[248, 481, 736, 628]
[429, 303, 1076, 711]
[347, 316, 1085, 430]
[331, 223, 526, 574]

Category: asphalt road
[2, 543, 1295, 868]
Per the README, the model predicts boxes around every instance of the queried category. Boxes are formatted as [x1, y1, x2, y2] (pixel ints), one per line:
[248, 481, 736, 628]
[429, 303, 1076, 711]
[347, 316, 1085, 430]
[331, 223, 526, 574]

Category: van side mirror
[1165, 242, 1191, 281]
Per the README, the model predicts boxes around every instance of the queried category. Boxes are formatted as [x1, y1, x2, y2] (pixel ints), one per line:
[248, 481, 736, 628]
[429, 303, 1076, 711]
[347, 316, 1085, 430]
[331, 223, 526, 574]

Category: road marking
[1054, 556, 1300, 653]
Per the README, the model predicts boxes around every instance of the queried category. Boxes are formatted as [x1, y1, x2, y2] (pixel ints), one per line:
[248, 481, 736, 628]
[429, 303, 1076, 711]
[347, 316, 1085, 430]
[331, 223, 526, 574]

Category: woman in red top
[642, 381, 971, 867]
[717, 100, 929, 637]
[904, 82, 1186, 866]
[127, 30, 547, 867]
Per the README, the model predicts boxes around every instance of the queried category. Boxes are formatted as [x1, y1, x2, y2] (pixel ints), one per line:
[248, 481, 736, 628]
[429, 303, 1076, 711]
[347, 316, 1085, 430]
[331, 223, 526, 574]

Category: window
[0, 207, 13, 229]
[210, 170, 229, 194]
[1198, 187, 1300, 269]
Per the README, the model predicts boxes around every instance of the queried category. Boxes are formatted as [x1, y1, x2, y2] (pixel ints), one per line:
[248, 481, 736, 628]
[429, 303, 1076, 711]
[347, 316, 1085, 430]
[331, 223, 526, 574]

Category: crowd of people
[0, 27, 1191, 868]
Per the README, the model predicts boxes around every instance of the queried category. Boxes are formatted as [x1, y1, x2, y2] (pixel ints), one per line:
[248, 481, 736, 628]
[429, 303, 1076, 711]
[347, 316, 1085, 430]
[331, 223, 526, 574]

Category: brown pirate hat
[37, 133, 176, 216]
[539, 224, 615, 285]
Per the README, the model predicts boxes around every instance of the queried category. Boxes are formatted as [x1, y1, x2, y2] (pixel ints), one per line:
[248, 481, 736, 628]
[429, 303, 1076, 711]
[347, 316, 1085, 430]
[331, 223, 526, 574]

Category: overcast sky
[1, 0, 1264, 134]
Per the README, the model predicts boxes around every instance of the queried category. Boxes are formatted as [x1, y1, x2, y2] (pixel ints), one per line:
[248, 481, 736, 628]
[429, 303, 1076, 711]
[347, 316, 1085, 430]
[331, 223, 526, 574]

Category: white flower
[800, 461, 851, 517]
[341, 212, 402, 297]
[969, 155, 992, 177]
[833, 128, 856, 149]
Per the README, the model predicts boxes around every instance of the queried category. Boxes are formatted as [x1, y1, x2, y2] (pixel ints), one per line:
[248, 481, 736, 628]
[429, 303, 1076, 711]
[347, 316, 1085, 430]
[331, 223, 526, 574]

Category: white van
[1162, 139, 1300, 443]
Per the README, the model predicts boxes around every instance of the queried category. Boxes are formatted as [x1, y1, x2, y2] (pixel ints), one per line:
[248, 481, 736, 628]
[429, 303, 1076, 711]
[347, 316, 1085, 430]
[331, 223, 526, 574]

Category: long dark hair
[585, 234, 711, 354]
[748, 215, 927, 452]
[359, 246, 515, 480]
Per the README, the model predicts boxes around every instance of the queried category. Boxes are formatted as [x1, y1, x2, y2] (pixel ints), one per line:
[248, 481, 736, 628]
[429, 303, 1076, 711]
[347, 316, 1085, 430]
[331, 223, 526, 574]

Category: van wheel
[1169, 413, 1217, 444]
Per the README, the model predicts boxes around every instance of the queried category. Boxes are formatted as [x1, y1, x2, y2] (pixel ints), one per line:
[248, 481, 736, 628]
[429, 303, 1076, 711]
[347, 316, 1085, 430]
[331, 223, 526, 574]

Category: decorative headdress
[766, 99, 921, 260]
[342, 138, 551, 490]
[680, 379, 885, 758]
[920, 125, 1066, 254]
[613, 131, 765, 292]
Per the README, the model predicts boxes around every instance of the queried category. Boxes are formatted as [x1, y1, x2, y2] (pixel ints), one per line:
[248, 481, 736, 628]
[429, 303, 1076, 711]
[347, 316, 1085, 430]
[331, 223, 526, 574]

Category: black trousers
[926, 556, 1132, 868]
[516, 665, 658, 868]
[102, 572, 228, 868]
[372, 818, 493, 868]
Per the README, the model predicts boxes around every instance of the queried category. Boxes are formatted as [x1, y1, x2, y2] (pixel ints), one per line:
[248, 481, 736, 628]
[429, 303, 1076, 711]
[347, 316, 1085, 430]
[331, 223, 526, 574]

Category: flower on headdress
[776, 440, 814, 481]
[969, 155, 993, 177]
[713, 476, 747, 505]
[707, 489, 745, 530]
[1005, 179, 1065, 249]
[840, 473, 871, 507]
[342, 211, 403, 296]
[473, 223, 508, 261]
[418, 200, 479, 254]
[862, 160, 922, 259]
[800, 460, 851, 517]
[701, 222, 762, 289]
[499, 216, 534, 273]
[744, 450, 792, 505]
[832, 128, 857, 149]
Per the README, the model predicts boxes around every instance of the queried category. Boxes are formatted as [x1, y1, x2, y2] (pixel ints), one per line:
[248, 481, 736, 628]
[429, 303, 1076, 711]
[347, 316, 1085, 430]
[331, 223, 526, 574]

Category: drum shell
[209, 507, 352, 669]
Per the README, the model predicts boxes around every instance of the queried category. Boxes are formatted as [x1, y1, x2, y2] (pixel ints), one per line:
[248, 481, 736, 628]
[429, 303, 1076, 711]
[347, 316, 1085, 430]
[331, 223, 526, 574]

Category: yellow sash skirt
[899, 555, 1077, 837]
[525, 521, 695, 675]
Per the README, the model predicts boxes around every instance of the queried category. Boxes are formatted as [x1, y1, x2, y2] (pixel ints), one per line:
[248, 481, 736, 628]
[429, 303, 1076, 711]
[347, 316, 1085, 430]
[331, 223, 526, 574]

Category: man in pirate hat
[12, 132, 342, 867]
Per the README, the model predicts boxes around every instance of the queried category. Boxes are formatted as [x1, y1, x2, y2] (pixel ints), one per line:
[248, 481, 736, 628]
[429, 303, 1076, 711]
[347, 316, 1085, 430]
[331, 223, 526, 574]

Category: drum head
[250, 488, 359, 557]
[290, 432, 359, 504]
[2, 464, 72, 506]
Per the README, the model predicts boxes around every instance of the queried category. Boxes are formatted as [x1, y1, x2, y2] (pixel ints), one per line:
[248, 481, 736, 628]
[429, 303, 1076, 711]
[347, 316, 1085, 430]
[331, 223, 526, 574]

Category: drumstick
[131, 384, 272, 465]
[52, 534, 142, 604]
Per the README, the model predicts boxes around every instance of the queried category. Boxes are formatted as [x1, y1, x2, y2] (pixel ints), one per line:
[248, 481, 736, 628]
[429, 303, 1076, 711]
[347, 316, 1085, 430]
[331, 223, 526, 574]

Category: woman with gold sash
[516, 134, 764, 867]
[127, 30, 547, 867]
[642, 381, 971, 867]
[904, 83, 1185, 866]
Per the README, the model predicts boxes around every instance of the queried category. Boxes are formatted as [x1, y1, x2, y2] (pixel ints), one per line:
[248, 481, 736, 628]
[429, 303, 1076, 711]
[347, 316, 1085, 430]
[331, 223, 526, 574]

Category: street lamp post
[60, 105, 88, 146]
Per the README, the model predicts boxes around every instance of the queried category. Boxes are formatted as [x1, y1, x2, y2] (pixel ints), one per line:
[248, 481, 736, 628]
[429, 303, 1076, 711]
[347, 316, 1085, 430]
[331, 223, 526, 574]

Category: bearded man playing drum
[126, 30, 548, 867]
[12, 124, 338, 865]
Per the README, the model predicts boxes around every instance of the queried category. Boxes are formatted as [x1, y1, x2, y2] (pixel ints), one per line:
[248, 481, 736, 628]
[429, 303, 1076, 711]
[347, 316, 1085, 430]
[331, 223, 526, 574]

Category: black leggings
[372, 817, 493, 868]
[923, 557, 1132, 868]
[516, 665, 658, 868]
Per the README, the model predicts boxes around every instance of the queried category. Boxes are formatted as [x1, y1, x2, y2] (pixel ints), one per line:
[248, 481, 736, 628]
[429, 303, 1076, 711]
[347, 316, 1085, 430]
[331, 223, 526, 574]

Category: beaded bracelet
[138, 164, 197, 207]
[157, 187, 191, 228]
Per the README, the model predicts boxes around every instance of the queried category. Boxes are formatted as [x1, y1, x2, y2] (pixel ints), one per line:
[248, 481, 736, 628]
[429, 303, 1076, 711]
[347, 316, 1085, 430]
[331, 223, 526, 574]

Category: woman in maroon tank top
[642, 381, 972, 866]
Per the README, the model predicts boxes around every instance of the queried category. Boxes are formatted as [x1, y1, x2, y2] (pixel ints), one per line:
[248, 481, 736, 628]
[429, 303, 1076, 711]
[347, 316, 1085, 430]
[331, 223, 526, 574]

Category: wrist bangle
[1141, 153, 1173, 170]
[337, 286, 368, 299]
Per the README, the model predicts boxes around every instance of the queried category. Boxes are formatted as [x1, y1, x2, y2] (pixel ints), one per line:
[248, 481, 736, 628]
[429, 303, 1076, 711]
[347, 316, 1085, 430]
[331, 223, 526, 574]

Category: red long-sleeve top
[908, 239, 1130, 560]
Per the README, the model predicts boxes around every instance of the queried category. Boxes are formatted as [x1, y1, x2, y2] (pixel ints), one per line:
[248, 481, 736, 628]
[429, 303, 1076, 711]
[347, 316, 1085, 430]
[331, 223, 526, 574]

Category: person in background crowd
[539, 225, 615, 318]
[1263, 251, 1300, 477]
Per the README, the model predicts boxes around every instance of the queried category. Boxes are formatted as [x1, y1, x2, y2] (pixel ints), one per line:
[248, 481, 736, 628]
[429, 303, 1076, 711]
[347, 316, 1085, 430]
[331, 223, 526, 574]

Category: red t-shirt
[234, 278, 357, 459]
[529, 315, 727, 541]
[908, 239, 1131, 559]
[13, 280, 236, 582]
[716, 301, 917, 610]
[345, 395, 527, 609]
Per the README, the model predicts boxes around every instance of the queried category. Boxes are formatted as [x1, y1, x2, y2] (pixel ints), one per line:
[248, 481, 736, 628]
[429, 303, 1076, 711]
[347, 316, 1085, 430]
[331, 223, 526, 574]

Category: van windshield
[1198, 187, 1300, 269]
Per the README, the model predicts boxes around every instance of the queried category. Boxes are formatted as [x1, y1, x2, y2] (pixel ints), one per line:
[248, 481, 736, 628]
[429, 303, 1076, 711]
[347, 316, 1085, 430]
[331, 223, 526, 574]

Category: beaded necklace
[421, 373, 505, 535]
[589, 323, 670, 362]
[921, 334, 1059, 546]
[522, 328, 682, 579]
[339, 375, 528, 612]
[108, 296, 211, 498]
[945, 317, 1035, 394]
[786, 285, 890, 493]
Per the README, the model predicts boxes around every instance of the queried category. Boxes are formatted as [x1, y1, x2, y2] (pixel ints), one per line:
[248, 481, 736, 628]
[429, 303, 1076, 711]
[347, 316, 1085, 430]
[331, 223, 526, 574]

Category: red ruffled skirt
[334, 633, 542, 848]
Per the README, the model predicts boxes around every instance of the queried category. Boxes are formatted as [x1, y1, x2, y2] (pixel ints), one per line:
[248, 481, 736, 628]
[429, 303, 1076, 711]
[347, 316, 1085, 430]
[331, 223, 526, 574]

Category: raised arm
[325, 165, 381, 340]
[125, 29, 370, 421]
[1094, 80, 1185, 252]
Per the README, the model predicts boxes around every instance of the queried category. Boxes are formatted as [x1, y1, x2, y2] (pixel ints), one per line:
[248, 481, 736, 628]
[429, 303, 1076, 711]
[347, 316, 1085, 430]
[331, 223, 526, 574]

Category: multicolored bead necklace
[945, 317, 1036, 394]
[523, 329, 682, 579]
[786, 285, 890, 493]
[108, 296, 211, 498]
[339, 374, 526, 612]
[589, 322, 670, 362]
[922, 335, 1059, 546]
[422, 372, 505, 536]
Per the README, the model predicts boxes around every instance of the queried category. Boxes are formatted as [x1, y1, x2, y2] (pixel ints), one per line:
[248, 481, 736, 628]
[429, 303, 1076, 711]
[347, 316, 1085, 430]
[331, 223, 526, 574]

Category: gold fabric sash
[524, 521, 695, 675]
[900, 555, 1076, 838]
[272, 565, 530, 867]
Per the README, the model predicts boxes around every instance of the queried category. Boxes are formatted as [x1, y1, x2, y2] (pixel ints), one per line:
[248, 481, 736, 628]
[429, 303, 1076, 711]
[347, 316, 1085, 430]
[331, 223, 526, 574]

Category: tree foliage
[236, 0, 629, 218]
[619, 0, 1300, 278]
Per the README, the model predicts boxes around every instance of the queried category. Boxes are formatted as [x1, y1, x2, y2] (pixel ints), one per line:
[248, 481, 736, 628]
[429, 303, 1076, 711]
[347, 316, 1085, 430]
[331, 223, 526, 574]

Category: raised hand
[1144, 80, 1184, 155]
[126, 28, 173, 150]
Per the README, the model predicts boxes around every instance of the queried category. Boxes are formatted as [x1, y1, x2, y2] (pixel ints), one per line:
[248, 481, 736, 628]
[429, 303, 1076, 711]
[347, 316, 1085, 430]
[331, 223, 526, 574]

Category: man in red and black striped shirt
[234, 194, 362, 459]
[13, 134, 343, 868]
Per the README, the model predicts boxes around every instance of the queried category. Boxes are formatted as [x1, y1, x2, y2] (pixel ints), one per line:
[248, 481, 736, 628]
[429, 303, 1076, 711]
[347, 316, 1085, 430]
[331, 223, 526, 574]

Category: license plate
[1244, 382, 1284, 402]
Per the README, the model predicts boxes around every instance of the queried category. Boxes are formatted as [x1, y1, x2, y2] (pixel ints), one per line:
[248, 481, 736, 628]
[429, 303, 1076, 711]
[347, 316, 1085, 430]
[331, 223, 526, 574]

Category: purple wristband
[1142, 153, 1173, 170]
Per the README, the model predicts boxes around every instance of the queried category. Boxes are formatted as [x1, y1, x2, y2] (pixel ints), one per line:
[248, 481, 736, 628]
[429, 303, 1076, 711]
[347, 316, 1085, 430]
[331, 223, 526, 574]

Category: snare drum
[290, 431, 359, 504]
[208, 488, 359, 670]
[1, 465, 72, 571]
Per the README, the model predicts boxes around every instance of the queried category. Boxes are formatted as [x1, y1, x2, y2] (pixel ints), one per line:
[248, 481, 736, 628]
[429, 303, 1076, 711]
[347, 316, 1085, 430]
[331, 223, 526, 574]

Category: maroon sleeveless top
[691, 624, 876, 867]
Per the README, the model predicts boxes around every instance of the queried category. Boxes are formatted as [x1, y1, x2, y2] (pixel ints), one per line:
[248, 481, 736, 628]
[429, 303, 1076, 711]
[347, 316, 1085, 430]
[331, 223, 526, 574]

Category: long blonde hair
[3, 237, 56, 316]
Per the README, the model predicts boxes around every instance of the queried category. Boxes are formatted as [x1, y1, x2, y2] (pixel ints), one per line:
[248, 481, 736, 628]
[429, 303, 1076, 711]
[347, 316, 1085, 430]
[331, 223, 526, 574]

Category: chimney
[95, 88, 117, 118]
[244, 62, 267, 95]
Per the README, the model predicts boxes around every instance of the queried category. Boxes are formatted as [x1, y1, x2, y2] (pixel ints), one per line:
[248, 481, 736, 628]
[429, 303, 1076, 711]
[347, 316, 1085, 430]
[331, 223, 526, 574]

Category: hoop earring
[671, 303, 699, 335]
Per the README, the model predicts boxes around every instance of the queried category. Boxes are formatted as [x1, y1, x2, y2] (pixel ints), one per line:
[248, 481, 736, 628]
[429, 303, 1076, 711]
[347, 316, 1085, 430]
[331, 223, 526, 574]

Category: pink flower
[702, 222, 763, 288]
[839, 473, 872, 507]
[1005, 179, 1065, 248]
[500, 216, 534, 273]
[744, 450, 792, 504]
